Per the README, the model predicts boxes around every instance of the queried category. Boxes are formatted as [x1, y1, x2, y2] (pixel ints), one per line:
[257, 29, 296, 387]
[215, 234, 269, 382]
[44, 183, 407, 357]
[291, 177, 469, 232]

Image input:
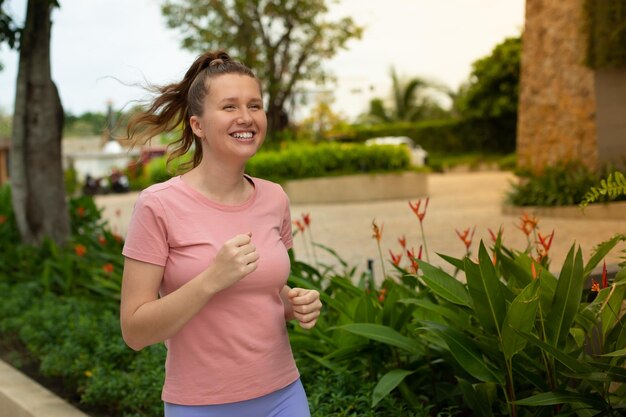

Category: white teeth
[232, 132, 253, 139]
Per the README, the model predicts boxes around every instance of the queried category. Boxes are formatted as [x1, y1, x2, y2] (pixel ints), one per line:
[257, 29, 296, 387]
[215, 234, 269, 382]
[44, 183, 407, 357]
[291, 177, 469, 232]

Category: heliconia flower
[398, 235, 407, 249]
[74, 244, 87, 257]
[0, 214, 7, 225]
[302, 213, 311, 226]
[455, 226, 476, 250]
[378, 287, 387, 303]
[602, 260, 608, 289]
[389, 249, 403, 266]
[76, 206, 85, 217]
[516, 213, 539, 237]
[537, 230, 555, 254]
[591, 279, 600, 293]
[492, 252, 497, 266]
[408, 197, 429, 223]
[488, 226, 503, 243]
[98, 235, 107, 246]
[102, 263, 114, 274]
[407, 245, 423, 273]
[372, 219, 383, 242]
[531, 262, 537, 280]
[293, 219, 306, 233]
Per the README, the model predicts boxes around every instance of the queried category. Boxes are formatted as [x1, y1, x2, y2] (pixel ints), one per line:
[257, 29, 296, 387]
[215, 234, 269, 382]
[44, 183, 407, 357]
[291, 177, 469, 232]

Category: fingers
[288, 288, 322, 329]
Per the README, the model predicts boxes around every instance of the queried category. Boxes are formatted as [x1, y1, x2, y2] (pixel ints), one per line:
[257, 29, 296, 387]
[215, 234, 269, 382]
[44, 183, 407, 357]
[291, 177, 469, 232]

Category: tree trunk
[266, 100, 289, 135]
[10, 0, 68, 246]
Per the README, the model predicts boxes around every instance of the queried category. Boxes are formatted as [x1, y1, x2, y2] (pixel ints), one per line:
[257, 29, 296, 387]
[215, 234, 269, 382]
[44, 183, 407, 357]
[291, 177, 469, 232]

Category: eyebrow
[218, 97, 263, 103]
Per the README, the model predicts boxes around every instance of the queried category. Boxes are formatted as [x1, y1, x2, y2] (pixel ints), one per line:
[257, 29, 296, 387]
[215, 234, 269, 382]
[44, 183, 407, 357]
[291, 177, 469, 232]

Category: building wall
[595, 68, 626, 170]
[517, 0, 598, 173]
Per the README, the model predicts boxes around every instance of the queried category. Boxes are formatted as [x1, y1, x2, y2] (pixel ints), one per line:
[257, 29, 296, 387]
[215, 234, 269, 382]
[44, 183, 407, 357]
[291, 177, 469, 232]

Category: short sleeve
[279, 193, 293, 250]
[122, 191, 169, 266]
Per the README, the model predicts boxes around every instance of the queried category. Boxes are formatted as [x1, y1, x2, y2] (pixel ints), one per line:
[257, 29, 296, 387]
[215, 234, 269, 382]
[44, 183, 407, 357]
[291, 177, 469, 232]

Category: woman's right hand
[206, 233, 259, 293]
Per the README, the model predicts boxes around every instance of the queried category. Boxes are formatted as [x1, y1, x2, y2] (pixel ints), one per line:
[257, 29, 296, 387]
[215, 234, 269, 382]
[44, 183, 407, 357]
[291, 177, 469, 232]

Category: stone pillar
[517, 0, 599, 174]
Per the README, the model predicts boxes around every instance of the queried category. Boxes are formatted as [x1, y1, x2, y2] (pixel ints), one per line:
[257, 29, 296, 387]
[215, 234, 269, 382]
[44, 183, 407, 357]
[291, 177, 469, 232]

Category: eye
[249, 104, 262, 110]
[223, 104, 236, 111]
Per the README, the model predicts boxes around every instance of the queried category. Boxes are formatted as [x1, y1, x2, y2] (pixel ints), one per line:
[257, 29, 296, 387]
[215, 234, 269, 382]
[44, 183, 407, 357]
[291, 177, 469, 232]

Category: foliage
[363, 68, 450, 124]
[161, 0, 363, 132]
[507, 162, 626, 207]
[584, 0, 626, 69]
[0, 0, 21, 71]
[580, 171, 626, 208]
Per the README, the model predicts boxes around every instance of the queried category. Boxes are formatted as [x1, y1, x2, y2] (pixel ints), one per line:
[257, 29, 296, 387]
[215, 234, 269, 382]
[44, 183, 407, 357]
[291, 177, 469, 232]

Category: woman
[120, 50, 321, 417]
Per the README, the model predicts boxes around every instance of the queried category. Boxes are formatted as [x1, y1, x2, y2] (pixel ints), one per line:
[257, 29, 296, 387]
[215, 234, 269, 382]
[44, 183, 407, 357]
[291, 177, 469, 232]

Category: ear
[189, 115, 204, 139]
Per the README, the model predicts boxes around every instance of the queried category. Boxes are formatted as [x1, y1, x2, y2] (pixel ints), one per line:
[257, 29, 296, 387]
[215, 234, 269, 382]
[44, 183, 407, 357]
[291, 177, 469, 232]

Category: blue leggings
[164, 379, 310, 417]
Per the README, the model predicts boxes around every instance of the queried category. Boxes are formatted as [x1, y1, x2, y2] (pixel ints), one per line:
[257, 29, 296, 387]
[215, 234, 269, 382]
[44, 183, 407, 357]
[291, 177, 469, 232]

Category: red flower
[488, 226, 503, 243]
[408, 197, 429, 223]
[407, 245, 423, 273]
[378, 287, 387, 303]
[74, 244, 87, 257]
[102, 263, 114, 274]
[398, 235, 407, 249]
[537, 230, 555, 254]
[602, 260, 608, 289]
[389, 250, 403, 266]
[455, 226, 476, 250]
[591, 279, 600, 293]
[531, 262, 542, 280]
[516, 213, 539, 237]
[302, 213, 311, 227]
[293, 220, 306, 233]
[76, 206, 85, 217]
[98, 235, 107, 246]
[0, 214, 6, 225]
[372, 219, 383, 242]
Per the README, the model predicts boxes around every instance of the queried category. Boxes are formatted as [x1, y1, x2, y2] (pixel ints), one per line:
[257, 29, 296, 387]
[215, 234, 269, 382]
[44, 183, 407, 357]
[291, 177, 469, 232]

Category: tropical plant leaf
[438, 253, 465, 271]
[599, 348, 626, 357]
[583, 234, 626, 278]
[432, 325, 503, 384]
[546, 244, 584, 348]
[456, 378, 495, 417]
[514, 391, 606, 409]
[514, 329, 593, 374]
[400, 298, 470, 328]
[372, 369, 415, 407]
[302, 351, 346, 373]
[332, 323, 422, 355]
[417, 260, 472, 306]
[465, 244, 506, 336]
[501, 279, 540, 359]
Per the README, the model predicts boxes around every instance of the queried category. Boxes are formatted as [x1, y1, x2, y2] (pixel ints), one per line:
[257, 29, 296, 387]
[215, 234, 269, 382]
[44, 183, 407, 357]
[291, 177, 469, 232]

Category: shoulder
[249, 176, 287, 198]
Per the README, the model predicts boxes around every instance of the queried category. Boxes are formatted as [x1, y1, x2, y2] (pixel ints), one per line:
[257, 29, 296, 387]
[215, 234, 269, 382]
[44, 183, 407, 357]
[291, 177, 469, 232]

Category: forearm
[122, 269, 217, 350]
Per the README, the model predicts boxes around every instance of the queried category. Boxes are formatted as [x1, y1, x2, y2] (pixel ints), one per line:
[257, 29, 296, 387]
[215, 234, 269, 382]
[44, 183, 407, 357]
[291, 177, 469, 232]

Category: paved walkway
[96, 171, 626, 280]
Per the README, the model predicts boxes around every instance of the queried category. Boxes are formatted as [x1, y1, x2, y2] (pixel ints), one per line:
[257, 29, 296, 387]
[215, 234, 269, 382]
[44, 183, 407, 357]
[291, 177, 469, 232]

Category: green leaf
[417, 260, 471, 306]
[400, 298, 470, 328]
[583, 234, 626, 278]
[513, 329, 593, 374]
[600, 348, 626, 357]
[514, 391, 606, 409]
[457, 378, 495, 417]
[333, 323, 422, 354]
[465, 243, 506, 335]
[438, 253, 465, 271]
[501, 279, 540, 359]
[433, 326, 503, 383]
[371, 369, 415, 407]
[546, 244, 584, 348]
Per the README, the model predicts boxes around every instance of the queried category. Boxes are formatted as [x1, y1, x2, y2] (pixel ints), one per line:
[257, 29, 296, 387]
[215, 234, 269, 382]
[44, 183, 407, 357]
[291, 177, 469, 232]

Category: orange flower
[407, 245, 423, 273]
[531, 262, 542, 280]
[74, 244, 87, 257]
[408, 197, 429, 223]
[0, 214, 7, 225]
[76, 206, 85, 217]
[102, 263, 114, 274]
[293, 219, 306, 233]
[516, 213, 539, 237]
[378, 287, 387, 303]
[602, 260, 608, 289]
[591, 279, 600, 293]
[492, 252, 497, 266]
[455, 226, 476, 250]
[98, 235, 107, 246]
[371, 219, 383, 242]
[302, 213, 311, 227]
[389, 250, 403, 266]
[488, 226, 503, 243]
[398, 235, 406, 249]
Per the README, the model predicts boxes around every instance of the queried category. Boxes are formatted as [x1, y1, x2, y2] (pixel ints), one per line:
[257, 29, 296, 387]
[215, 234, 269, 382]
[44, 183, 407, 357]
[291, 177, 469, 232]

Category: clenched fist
[207, 233, 259, 294]
[285, 288, 322, 329]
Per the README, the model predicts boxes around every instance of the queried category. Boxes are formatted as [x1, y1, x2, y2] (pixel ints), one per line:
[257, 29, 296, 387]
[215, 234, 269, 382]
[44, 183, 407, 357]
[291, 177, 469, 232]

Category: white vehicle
[364, 136, 428, 167]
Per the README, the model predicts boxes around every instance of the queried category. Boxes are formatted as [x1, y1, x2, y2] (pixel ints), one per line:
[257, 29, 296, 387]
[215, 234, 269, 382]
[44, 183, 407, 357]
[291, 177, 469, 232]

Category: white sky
[0, 0, 525, 121]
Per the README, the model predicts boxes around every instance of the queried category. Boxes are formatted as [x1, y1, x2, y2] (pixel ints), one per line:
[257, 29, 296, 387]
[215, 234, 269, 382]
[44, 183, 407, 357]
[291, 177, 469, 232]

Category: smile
[231, 131, 254, 139]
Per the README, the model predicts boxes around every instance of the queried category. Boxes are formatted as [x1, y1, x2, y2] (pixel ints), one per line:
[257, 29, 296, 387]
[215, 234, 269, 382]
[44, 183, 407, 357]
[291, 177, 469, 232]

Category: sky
[0, 0, 526, 121]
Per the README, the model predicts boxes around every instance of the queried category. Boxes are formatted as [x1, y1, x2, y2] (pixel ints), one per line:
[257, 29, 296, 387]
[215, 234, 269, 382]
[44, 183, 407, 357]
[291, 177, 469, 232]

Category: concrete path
[95, 171, 626, 280]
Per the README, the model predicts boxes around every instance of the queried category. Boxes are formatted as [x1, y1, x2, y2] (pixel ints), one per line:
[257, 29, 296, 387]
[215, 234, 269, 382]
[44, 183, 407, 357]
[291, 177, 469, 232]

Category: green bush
[507, 162, 626, 206]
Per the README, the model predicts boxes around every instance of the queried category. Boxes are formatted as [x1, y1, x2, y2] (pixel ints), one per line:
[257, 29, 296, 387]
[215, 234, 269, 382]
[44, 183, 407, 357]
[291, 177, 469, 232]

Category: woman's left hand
[286, 288, 322, 329]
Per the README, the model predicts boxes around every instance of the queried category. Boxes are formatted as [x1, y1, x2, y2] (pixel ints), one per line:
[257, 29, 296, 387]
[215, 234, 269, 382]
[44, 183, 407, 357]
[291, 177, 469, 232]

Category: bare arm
[120, 233, 258, 351]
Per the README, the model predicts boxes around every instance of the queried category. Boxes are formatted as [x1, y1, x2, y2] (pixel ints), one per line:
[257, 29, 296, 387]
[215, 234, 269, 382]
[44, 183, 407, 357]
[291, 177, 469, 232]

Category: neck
[183, 154, 250, 204]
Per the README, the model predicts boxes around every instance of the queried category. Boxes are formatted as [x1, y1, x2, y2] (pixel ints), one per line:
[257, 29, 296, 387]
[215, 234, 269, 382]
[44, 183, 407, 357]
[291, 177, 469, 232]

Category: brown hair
[126, 50, 258, 172]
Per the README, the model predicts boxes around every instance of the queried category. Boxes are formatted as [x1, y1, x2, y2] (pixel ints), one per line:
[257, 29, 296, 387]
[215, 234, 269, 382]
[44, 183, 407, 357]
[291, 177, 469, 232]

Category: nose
[237, 108, 252, 125]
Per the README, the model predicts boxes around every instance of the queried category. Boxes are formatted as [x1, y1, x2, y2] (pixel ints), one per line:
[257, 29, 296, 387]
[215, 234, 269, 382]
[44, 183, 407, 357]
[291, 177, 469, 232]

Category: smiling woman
[121, 51, 321, 417]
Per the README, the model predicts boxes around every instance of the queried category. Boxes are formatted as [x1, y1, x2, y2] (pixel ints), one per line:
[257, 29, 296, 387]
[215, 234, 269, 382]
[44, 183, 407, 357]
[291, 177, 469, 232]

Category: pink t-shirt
[122, 175, 299, 405]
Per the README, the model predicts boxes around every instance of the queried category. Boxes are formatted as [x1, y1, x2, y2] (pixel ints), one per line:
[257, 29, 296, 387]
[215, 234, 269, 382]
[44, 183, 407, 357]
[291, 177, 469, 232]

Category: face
[190, 74, 267, 162]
